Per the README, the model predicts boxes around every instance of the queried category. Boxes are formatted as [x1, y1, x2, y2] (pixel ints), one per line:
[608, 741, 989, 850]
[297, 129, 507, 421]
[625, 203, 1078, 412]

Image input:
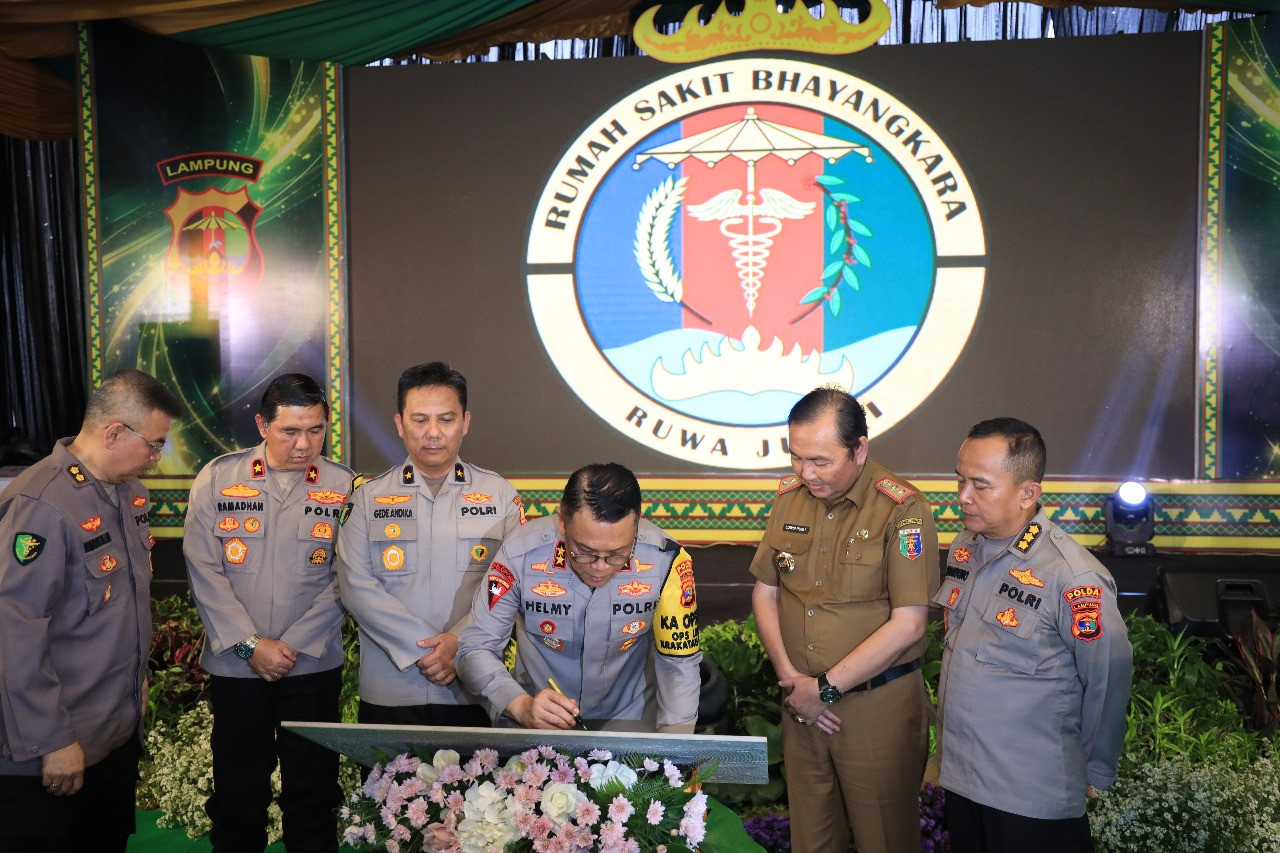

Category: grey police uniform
[184, 444, 352, 676]
[0, 439, 152, 775]
[455, 515, 702, 732]
[933, 509, 1133, 820]
[335, 458, 522, 706]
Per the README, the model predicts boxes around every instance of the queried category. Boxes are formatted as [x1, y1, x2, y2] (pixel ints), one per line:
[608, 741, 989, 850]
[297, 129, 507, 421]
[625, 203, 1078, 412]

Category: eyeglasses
[567, 538, 635, 568]
[122, 423, 166, 456]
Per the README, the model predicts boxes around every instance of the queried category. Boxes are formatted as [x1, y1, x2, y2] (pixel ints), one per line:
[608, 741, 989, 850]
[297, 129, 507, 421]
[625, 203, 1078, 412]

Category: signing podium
[283, 722, 769, 784]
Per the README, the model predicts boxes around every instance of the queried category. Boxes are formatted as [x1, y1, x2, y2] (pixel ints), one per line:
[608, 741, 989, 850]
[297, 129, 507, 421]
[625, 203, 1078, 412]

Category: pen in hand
[547, 676, 590, 731]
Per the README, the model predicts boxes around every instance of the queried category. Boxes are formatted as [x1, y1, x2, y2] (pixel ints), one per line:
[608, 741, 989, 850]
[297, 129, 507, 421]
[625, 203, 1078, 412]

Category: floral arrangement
[138, 700, 363, 840]
[341, 745, 717, 853]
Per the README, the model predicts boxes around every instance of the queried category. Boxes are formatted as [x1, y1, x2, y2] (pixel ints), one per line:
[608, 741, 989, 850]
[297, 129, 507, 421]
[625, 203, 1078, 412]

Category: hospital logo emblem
[527, 57, 985, 468]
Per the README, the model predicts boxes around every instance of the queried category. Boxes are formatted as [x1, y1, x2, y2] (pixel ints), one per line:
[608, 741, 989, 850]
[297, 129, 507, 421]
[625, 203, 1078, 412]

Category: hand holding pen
[547, 676, 590, 730]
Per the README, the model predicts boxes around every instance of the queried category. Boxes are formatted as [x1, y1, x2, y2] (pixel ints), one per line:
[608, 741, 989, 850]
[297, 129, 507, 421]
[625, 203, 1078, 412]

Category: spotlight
[1104, 481, 1156, 557]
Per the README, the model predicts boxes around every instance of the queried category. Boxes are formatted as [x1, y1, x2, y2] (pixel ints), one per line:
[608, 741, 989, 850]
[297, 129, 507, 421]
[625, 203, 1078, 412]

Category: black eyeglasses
[122, 423, 166, 456]
[566, 537, 636, 568]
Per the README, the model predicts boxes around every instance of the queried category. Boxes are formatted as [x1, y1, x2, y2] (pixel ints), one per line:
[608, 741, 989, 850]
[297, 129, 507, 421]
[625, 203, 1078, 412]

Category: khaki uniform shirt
[749, 458, 939, 675]
[0, 440, 152, 775]
[934, 509, 1133, 819]
[334, 457, 522, 706]
[183, 444, 353, 677]
[456, 515, 702, 731]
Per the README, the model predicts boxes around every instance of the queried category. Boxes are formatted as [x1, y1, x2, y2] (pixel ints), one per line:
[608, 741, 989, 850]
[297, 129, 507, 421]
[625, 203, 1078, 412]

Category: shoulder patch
[13, 532, 46, 565]
[874, 477, 911, 503]
[777, 475, 803, 495]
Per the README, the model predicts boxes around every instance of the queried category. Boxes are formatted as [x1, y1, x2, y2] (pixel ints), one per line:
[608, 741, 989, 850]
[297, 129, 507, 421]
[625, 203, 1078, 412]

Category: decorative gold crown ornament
[633, 0, 891, 63]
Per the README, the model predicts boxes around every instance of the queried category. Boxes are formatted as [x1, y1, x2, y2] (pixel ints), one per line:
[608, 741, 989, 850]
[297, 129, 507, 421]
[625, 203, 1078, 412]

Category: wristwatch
[234, 634, 263, 661]
[818, 671, 843, 704]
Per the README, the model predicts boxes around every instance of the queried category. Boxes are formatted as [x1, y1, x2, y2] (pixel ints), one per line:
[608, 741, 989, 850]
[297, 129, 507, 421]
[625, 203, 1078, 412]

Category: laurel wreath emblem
[634, 176, 686, 305]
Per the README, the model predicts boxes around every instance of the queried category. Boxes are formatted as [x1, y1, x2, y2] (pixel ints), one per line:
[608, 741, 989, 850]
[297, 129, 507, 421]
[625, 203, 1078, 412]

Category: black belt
[847, 659, 921, 694]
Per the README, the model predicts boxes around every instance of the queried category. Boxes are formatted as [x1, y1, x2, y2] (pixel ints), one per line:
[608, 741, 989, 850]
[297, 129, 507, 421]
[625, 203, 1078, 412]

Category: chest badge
[218, 517, 240, 532]
[471, 544, 488, 561]
[1009, 567, 1045, 588]
[99, 554, 119, 573]
[244, 518, 262, 533]
[384, 523, 402, 539]
[618, 581, 652, 597]
[224, 538, 248, 565]
[382, 545, 406, 571]
[946, 587, 960, 607]
[996, 607, 1019, 628]
[623, 619, 646, 635]
[310, 548, 328, 564]
[954, 546, 972, 563]
[774, 551, 796, 573]
[80, 516, 102, 533]
[311, 522, 334, 540]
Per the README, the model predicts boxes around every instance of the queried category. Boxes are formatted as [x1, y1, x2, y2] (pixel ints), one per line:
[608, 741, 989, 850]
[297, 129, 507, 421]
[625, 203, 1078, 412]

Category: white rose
[457, 816, 518, 853]
[540, 782, 588, 825]
[416, 749, 461, 785]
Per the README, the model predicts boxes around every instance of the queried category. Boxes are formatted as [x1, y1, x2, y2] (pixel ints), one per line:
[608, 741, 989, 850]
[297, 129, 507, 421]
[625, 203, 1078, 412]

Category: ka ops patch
[14, 532, 46, 565]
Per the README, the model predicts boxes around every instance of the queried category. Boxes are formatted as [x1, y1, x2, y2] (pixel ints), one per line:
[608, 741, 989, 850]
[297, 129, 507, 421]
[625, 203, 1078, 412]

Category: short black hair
[396, 362, 467, 414]
[260, 373, 329, 423]
[83, 368, 182, 428]
[560, 462, 642, 524]
[967, 417, 1047, 484]
[788, 387, 868, 452]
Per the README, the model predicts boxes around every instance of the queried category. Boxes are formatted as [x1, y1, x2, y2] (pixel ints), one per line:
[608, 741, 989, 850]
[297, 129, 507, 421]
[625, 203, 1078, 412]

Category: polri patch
[1072, 607, 1102, 641]
[487, 571, 513, 610]
[13, 532, 46, 565]
[1063, 586, 1103, 604]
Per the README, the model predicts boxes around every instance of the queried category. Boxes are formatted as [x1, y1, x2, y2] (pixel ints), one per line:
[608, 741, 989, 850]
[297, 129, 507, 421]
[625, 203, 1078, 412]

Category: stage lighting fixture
[1104, 480, 1156, 557]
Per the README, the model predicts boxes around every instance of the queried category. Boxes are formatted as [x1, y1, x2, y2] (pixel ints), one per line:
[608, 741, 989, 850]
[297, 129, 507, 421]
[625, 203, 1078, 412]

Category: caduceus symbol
[635, 107, 869, 318]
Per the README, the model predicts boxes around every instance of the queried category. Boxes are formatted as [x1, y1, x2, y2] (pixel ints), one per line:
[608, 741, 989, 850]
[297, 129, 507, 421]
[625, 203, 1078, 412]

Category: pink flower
[662, 760, 681, 787]
[428, 783, 446, 805]
[598, 820, 626, 846]
[622, 840, 640, 853]
[550, 765, 575, 784]
[391, 823, 411, 842]
[386, 840, 400, 853]
[574, 799, 601, 826]
[523, 762, 550, 788]
[684, 792, 708, 821]
[573, 757, 590, 779]
[440, 765, 466, 784]
[380, 807, 398, 830]
[608, 794, 635, 822]
[588, 748, 613, 762]
[521, 747, 541, 765]
[341, 825, 365, 846]
[405, 798, 430, 828]
[445, 789, 464, 811]
[515, 783, 541, 809]
[679, 814, 706, 846]
[475, 748, 499, 772]
[642, 758, 659, 773]
[424, 822, 456, 851]
[539, 744, 559, 761]
[646, 800, 664, 825]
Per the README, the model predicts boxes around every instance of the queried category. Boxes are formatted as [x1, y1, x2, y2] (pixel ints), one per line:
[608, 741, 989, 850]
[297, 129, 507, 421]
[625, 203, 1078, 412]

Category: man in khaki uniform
[750, 387, 938, 853]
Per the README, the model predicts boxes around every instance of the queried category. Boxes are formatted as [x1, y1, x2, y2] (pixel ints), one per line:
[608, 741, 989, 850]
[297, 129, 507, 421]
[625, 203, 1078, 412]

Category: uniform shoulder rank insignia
[305, 465, 319, 484]
[874, 477, 911, 503]
[402, 465, 415, 485]
[67, 464, 88, 484]
[251, 457, 266, 478]
[454, 462, 466, 482]
[777, 475, 803, 495]
[13, 532, 46, 565]
[1015, 522, 1042, 552]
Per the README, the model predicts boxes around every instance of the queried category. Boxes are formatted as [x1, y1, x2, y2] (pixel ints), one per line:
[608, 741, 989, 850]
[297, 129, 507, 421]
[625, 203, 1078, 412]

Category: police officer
[935, 418, 1132, 853]
[456, 463, 701, 733]
[0, 369, 181, 853]
[750, 387, 938, 853]
[335, 362, 522, 726]
[184, 374, 352, 852]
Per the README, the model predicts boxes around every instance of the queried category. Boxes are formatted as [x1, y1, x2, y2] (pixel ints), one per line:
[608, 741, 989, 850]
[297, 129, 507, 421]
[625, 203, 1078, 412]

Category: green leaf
[828, 229, 845, 255]
[824, 204, 837, 230]
[799, 286, 827, 305]
[842, 266, 860, 291]
[829, 286, 843, 316]
[821, 260, 842, 281]
[814, 175, 844, 186]
[853, 245, 872, 268]
[831, 192, 861, 203]
[849, 219, 873, 237]
[701, 798, 767, 852]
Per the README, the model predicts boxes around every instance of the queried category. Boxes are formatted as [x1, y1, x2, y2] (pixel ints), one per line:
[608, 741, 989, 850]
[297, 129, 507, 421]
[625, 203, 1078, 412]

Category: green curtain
[164, 0, 541, 64]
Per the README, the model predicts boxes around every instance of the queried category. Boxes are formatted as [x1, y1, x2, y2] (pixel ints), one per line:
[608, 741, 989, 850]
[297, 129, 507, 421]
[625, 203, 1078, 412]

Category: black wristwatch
[234, 634, 262, 661]
[818, 672, 843, 704]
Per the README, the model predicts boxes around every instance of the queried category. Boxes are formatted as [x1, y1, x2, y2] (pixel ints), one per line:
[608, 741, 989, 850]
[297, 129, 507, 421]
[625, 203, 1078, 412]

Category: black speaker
[1154, 566, 1280, 640]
